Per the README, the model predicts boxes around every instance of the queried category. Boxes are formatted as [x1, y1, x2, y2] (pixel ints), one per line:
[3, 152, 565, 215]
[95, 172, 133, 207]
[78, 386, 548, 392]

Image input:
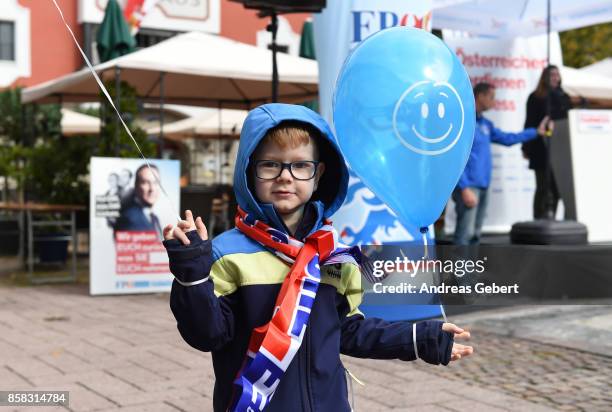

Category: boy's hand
[442, 323, 474, 361]
[163, 210, 208, 245]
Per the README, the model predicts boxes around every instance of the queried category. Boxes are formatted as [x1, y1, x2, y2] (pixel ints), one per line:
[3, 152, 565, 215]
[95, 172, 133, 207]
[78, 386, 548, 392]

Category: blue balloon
[333, 27, 475, 231]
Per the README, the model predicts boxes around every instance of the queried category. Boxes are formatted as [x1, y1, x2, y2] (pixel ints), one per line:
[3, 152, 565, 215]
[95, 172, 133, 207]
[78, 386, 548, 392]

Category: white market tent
[560, 66, 612, 102]
[22, 31, 318, 108]
[147, 108, 248, 140]
[60, 108, 100, 136]
[433, 0, 612, 38]
[580, 58, 612, 78]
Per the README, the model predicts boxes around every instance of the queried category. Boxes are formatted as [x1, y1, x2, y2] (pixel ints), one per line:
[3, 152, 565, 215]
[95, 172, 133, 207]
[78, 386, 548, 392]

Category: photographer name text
[372, 282, 520, 295]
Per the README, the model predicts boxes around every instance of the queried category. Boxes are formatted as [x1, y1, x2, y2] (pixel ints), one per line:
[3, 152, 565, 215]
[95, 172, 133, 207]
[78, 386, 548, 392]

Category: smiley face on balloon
[392, 80, 465, 156]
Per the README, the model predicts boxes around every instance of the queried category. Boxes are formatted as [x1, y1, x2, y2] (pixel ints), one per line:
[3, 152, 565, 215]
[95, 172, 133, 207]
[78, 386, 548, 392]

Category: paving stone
[162, 394, 213, 412]
[438, 399, 511, 412]
[0, 365, 33, 389]
[351, 395, 391, 412]
[110, 387, 197, 408]
[4, 356, 63, 380]
[77, 370, 144, 400]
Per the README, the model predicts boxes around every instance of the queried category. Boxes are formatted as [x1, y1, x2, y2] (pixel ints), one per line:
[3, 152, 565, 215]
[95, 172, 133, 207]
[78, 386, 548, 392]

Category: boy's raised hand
[163, 210, 208, 245]
[442, 322, 474, 362]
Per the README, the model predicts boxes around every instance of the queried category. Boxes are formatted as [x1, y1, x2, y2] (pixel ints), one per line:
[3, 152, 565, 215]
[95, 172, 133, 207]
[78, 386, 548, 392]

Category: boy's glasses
[254, 160, 320, 181]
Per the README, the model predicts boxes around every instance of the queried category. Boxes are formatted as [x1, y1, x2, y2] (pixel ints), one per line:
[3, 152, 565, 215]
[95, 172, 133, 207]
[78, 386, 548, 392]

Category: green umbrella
[96, 0, 136, 63]
[299, 20, 319, 112]
[299, 20, 316, 60]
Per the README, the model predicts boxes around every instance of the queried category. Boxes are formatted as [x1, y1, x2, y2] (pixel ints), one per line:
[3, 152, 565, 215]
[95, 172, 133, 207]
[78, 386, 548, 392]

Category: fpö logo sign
[352, 10, 432, 43]
[578, 111, 612, 134]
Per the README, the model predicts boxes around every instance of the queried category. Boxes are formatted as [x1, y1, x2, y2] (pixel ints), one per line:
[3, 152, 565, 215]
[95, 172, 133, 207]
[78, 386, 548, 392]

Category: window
[0, 21, 15, 61]
[135, 29, 177, 50]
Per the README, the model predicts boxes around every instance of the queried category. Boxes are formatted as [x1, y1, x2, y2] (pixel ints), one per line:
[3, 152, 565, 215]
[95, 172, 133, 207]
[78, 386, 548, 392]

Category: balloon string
[439, 302, 448, 324]
[419, 226, 446, 322]
[420, 227, 428, 259]
[50, 0, 181, 223]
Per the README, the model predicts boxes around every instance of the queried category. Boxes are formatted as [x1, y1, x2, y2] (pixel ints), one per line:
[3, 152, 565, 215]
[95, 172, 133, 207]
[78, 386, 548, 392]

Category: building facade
[0, 0, 310, 89]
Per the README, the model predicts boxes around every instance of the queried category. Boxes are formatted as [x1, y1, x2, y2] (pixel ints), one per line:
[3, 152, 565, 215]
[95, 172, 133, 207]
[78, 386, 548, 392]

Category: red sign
[115, 231, 169, 274]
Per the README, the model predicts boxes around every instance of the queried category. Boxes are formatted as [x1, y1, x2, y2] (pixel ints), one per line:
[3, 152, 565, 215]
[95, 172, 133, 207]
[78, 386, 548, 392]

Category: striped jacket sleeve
[165, 230, 237, 352]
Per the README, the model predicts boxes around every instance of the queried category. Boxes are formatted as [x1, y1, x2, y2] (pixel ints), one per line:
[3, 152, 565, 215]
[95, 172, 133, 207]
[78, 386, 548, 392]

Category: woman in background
[522, 65, 572, 219]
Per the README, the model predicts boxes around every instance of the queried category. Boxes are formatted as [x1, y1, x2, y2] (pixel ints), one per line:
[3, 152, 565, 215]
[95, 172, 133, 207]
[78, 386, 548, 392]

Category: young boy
[163, 104, 473, 412]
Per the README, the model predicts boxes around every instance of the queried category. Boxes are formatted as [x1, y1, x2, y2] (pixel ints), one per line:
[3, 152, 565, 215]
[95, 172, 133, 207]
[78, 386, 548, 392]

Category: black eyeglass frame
[254, 160, 321, 181]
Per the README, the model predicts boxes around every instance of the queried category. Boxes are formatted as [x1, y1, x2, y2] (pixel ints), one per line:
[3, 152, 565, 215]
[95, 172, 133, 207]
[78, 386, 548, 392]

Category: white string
[50, 0, 180, 223]
[439, 302, 448, 323]
[347, 368, 355, 411]
[412, 322, 419, 360]
[419, 226, 448, 323]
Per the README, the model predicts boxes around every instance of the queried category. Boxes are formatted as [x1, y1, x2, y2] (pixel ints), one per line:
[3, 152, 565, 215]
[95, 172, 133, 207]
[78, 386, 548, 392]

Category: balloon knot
[419, 227, 428, 234]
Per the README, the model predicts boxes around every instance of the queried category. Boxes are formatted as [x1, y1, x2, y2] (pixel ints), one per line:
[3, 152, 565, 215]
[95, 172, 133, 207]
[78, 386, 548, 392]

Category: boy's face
[252, 138, 325, 220]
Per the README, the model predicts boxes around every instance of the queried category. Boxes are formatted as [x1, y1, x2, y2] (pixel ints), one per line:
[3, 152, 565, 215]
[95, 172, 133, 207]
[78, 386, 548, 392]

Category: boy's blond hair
[258, 121, 320, 158]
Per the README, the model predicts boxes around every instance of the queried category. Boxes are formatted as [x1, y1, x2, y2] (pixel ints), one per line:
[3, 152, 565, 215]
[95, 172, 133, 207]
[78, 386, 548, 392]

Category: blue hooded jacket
[164, 104, 454, 412]
[457, 115, 538, 190]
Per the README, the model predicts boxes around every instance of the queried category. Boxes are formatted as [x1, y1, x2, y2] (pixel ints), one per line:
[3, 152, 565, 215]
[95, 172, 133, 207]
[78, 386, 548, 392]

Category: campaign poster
[89, 157, 180, 295]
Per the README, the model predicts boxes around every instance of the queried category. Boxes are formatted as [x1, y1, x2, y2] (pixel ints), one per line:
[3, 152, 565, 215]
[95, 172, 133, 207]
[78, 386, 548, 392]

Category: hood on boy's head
[233, 103, 348, 223]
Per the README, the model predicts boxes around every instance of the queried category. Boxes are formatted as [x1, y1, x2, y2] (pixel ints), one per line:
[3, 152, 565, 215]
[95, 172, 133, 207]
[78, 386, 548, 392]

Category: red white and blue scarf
[229, 207, 358, 412]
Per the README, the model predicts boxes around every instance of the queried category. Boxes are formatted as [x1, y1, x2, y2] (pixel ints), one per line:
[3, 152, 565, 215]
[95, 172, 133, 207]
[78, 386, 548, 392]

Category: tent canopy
[60, 108, 101, 136]
[560, 65, 612, 103]
[580, 58, 612, 78]
[147, 108, 248, 140]
[22, 31, 318, 109]
[433, 0, 612, 38]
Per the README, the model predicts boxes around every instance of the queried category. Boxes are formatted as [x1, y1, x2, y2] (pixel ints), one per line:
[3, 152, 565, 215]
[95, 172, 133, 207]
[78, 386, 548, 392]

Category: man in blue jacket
[163, 104, 473, 412]
[453, 83, 551, 245]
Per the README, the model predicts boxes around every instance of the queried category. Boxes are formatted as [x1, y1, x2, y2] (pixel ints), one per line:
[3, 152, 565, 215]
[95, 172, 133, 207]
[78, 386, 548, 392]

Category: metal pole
[20, 104, 27, 204]
[71, 210, 77, 281]
[269, 12, 279, 103]
[544, 0, 554, 219]
[21, 104, 32, 205]
[218, 102, 222, 184]
[546, 0, 551, 68]
[160, 72, 165, 157]
[27, 210, 33, 281]
[18, 210, 24, 267]
[114, 66, 121, 157]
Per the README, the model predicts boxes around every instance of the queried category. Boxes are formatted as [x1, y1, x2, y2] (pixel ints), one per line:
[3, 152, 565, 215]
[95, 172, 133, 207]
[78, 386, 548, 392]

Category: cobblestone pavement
[1, 284, 607, 411]
[431, 305, 612, 412]
[410, 330, 612, 412]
